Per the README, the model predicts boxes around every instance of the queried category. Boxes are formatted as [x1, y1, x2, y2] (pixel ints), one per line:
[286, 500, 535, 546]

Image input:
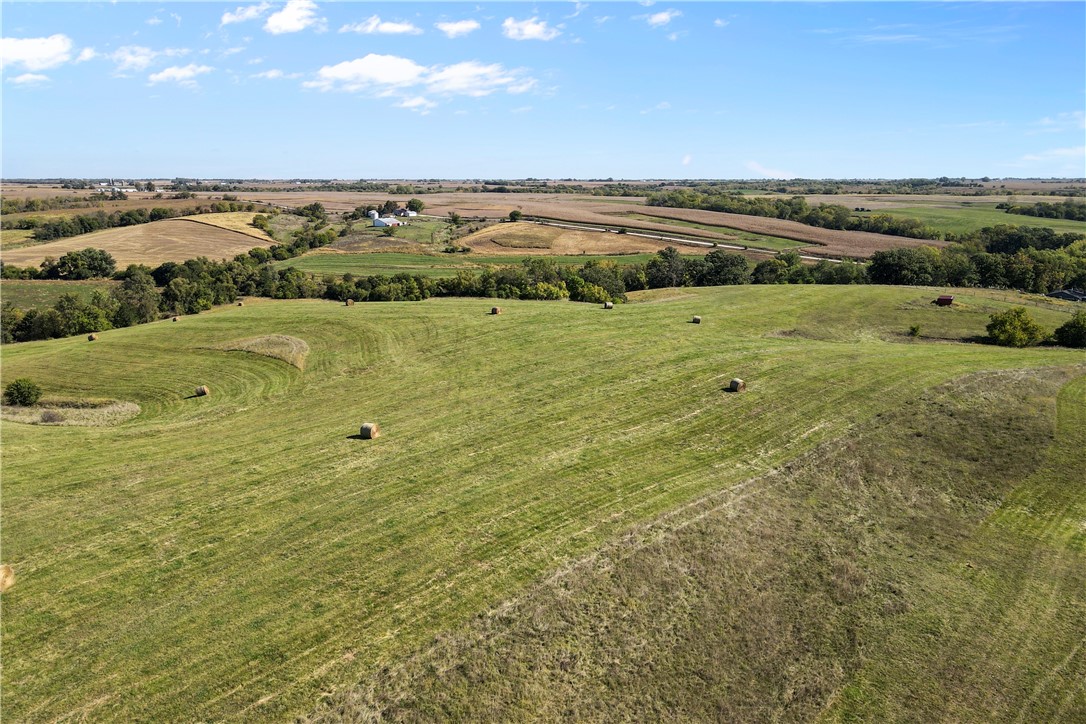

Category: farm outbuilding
[373, 217, 402, 228]
[1047, 289, 1086, 303]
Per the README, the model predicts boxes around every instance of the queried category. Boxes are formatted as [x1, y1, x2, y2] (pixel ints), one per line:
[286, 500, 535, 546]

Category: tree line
[996, 199, 1086, 221]
[645, 190, 943, 240]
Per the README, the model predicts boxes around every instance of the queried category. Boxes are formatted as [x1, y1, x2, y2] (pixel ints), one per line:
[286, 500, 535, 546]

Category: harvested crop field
[1, 217, 275, 268]
[184, 212, 274, 242]
[457, 223, 709, 256]
[0, 279, 120, 309]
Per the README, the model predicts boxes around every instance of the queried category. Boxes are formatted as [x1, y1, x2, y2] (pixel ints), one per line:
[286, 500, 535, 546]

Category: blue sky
[2, 1, 1084, 179]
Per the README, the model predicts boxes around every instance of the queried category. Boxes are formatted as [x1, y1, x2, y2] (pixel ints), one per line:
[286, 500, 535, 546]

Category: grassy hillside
[858, 203, 1086, 236]
[1, 279, 119, 309]
[1, 286, 1082, 721]
[310, 370, 1085, 722]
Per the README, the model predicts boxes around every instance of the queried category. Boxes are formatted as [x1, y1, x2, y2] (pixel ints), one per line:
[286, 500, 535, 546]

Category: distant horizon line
[4, 176, 1085, 183]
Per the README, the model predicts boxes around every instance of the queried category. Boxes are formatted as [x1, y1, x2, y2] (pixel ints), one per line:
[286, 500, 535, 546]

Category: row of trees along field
[646, 189, 1086, 240]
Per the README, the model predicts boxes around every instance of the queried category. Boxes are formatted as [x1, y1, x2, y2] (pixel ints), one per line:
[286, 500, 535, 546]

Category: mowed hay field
[2, 287, 1084, 721]
[456, 222, 709, 255]
[1, 215, 275, 268]
[0, 279, 119, 309]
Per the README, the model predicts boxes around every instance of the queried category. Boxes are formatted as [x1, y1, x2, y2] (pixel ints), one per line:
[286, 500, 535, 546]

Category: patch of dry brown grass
[1, 398, 140, 426]
[213, 334, 310, 370]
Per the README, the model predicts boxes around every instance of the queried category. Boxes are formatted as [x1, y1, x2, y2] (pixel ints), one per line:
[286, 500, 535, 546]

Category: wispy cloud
[148, 63, 212, 89]
[398, 96, 436, 114]
[0, 34, 73, 71]
[714, 19, 729, 28]
[265, 0, 324, 35]
[745, 160, 796, 179]
[502, 17, 561, 41]
[147, 15, 163, 26]
[641, 9, 681, 28]
[76, 47, 96, 63]
[252, 68, 301, 80]
[221, 2, 271, 27]
[8, 72, 50, 85]
[110, 45, 189, 73]
[565, 2, 588, 19]
[682, 154, 692, 166]
[1020, 146, 1085, 163]
[341, 16, 422, 35]
[1030, 111, 1086, 135]
[435, 20, 480, 38]
[640, 101, 670, 114]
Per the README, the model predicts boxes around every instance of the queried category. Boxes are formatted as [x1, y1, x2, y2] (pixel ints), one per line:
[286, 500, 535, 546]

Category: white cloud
[147, 16, 163, 26]
[745, 160, 796, 179]
[398, 96, 436, 113]
[221, 2, 271, 26]
[306, 53, 539, 110]
[502, 17, 560, 41]
[76, 47, 97, 63]
[340, 16, 422, 35]
[682, 154, 692, 166]
[265, 0, 324, 34]
[8, 72, 50, 85]
[645, 9, 681, 28]
[435, 20, 480, 38]
[253, 68, 283, 79]
[170, 13, 183, 27]
[110, 45, 188, 73]
[566, 2, 588, 19]
[305, 53, 427, 92]
[1031, 111, 1086, 134]
[714, 19, 729, 28]
[594, 16, 613, 25]
[0, 34, 73, 71]
[667, 32, 681, 41]
[148, 63, 213, 88]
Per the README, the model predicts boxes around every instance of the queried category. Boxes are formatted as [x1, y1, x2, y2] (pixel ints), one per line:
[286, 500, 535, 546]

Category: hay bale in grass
[0, 565, 14, 593]
[491, 306, 502, 315]
[194, 385, 210, 397]
[603, 301, 614, 310]
[692, 315, 702, 324]
[728, 378, 746, 392]
[172, 316, 179, 322]
[88, 333, 99, 341]
[237, 301, 244, 307]
[345, 299, 355, 307]
[360, 422, 381, 439]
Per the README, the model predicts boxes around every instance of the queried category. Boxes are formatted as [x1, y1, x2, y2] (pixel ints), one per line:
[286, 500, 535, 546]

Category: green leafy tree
[646, 247, 686, 288]
[406, 198, 425, 213]
[751, 258, 788, 284]
[508, 210, 523, 222]
[4, 378, 42, 406]
[1053, 310, 1086, 348]
[986, 307, 1046, 347]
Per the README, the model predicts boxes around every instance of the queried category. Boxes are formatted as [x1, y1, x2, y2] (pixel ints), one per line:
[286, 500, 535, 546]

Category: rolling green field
[621, 212, 806, 250]
[2, 287, 1083, 721]
[1, 279, 119, 309]
[860, 203, 1086, 236]
[273, 251, 670, 278]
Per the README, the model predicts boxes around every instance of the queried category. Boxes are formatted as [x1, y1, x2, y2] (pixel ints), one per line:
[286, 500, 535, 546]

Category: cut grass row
[619, 212, 806, 250]
[1, 287, 1082, 721]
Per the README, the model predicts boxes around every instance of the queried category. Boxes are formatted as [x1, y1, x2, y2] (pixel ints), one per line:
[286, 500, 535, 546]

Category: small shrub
[986, 307, 1046, 348]
[1053, 310, 1086, 348]
[40, 410, 65, 423]
[4, 378, 43, 406]
[908, 324, 921, 338]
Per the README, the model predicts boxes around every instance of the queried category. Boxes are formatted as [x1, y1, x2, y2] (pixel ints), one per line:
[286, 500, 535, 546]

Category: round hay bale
[88, 333, 99, 341]
[0, 565, 14, 594]
[692, 315, 702, 324]
[194, 385, 210, 397]
[172, 316, 179, 322]
[603, 301, 614, 310]
[345, 299, 355, 307]
[360, 422, 381, 439]
[237, 301, 244, 307]
[728, 378, 746, 392]
[491, 306, 502, 315]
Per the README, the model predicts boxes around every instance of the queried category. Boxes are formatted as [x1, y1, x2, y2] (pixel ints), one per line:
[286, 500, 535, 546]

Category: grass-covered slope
[311, 370, 1084, 722]
[1, 287, 1082, 721]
